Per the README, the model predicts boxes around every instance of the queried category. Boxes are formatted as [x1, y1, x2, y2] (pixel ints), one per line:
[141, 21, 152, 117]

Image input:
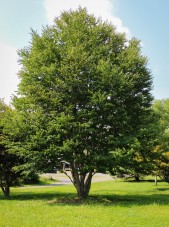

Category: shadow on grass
[48, 193, 169, 206]
[97, 193, 169, 206]
[157, 188, 169, 191]
[123, 179, 164, 183]
[1, 191, 75, 202]
[2, 189, 169, 207]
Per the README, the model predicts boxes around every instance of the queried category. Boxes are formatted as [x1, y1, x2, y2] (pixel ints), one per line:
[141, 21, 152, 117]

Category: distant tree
[15, 8, 154, 198]
[109, 110, 161, 181]
[0, 100, 22, 198]
[156, 150, 169, 183]
[0, 99, 40, 198]
[153, 99, 169, 182]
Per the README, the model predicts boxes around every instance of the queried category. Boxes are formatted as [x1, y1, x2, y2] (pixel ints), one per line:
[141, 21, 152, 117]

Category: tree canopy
[14, 8, 155, 198]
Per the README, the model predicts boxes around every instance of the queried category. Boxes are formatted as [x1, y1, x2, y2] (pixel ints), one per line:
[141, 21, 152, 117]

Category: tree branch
[63, 171, 74, 184]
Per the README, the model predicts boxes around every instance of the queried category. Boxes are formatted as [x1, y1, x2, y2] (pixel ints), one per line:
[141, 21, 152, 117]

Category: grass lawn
[0, 178, 169, 227]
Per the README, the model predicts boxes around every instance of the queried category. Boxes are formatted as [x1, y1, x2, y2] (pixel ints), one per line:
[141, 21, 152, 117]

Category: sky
[0, 0, 169, 104]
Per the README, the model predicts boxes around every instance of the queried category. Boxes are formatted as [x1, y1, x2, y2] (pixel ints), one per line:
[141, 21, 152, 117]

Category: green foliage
[15, 8, 154, 197]
[153, 99, 169, 182]
[109, 110, 161, 180]
[153, 99, 169, 147]
[157, 152, 169, 182]
[0, 99, 41, 198]
[0, 99, 21, 198]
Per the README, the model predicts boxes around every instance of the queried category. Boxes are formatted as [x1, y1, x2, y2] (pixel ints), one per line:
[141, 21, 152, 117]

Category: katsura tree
[15, 8, 154, 198]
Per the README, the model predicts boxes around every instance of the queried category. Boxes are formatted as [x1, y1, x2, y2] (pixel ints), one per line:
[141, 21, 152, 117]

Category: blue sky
[0, 0, 168, 103]
[116, 0, 169, 101]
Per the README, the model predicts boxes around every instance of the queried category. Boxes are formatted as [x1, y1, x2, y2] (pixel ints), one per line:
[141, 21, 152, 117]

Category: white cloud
[44, 0, 130, 36]
[0, 42, 20, 104]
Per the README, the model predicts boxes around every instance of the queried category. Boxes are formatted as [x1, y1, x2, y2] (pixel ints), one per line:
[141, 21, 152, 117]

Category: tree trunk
[0, 177, 10, 199]
[134, 174, 140, 182]
[71, 169, 93, 198]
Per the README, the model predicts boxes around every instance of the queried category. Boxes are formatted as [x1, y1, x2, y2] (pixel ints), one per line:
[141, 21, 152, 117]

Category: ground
[40, 172, 114, 185]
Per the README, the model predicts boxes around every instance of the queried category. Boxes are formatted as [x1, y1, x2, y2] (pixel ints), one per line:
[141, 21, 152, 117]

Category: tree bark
[71, 169, 93, 198]
[134, 174, 140, 182]
[0, 178, 10, 199]
[1, 185, 10, 199]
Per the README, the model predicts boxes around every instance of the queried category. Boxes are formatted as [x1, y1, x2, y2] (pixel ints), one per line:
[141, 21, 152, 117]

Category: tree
[153, 99, 169, 182]
[0, 99, 40, 198]
[15, 8, 154, 198]
[109, 110, 161, 181]
[0, 100, 22, 198]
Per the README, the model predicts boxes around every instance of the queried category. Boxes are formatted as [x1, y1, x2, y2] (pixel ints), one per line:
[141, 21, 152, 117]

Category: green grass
[0, 179, 169, 227]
